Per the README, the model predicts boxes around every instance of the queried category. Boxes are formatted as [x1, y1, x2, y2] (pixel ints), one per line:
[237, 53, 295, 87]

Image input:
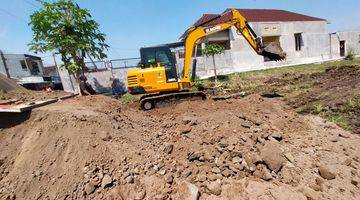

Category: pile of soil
[0, 94, 359, 199]
[0, 89, 70, 103]
[0, 73, 25, 92]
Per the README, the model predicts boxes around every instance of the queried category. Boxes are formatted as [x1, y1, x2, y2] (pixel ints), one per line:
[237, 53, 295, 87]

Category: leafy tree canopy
[28, 0, 108, 74]
[202, 43, 225, 57]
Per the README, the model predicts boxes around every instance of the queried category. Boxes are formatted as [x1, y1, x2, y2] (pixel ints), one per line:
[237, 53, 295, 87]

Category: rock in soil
[165, 174, 174, 184]
[253, 164, 273, 181]
[318, 165, 336, 180]
[101, 174, 113, 188]
[1, 93, 359, 200]
[351, 178, 359, 187]
[173, 181, 199, 200]
[179, 125, 192, 134]
[84, 182, 96, 195]
[300, 186, 320, 200]
[260, 141, 285, 172]
[163, 143, 174, 154]
[206, 180, 222, 196]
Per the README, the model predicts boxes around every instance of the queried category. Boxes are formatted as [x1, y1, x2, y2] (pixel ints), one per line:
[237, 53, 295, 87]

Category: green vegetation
[29, 0, 108, 81]
[120, 93, 140, 104]
[345, 48, 355, 60]
[192, 76, 205, 91]
[202, 43, 225, 83]
[200, 58, 360, 94]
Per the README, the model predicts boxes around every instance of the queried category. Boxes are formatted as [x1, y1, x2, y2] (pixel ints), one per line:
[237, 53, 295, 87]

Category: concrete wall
[186, 21, 360, 78]
[0, 53, 45, 80]
[59, 67, 134, 94]
[335, 31, 360, 56]
[58, 67, 78, 93]
[2, 54, 31, 78]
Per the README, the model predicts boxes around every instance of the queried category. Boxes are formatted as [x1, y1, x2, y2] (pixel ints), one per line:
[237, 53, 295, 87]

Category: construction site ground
[0, 59, 359, 200]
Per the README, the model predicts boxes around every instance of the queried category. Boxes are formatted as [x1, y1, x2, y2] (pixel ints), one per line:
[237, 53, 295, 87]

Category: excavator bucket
[262, 42, 287, 61]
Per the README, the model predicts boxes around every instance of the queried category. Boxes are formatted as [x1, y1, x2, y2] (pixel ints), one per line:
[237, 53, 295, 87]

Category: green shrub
[193, 76, 205, 91]
[121, 93, 140, 104]
[345, 48, 355, 60]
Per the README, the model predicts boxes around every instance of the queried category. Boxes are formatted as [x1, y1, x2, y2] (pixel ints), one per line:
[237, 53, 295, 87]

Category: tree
[28, 0, 108, 91]
[202, 43, 225, 83]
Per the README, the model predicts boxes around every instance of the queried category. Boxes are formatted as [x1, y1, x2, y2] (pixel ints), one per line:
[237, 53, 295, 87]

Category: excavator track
[140, 91, 207, 110]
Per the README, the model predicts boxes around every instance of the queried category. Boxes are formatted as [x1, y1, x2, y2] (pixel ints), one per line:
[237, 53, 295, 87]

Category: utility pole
[52, 53, 58, 67]
[0, 50, 11, 78]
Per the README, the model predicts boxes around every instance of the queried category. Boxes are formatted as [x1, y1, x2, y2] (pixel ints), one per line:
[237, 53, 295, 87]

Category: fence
[59, 58, 140, 94]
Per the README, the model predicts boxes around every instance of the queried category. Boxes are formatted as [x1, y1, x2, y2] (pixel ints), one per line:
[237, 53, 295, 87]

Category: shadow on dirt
[0, 111, 31, 129]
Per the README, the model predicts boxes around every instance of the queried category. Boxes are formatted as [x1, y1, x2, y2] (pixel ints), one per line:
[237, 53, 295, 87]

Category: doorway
[262, 36, 281, 62]
[340, 41, 345, 57]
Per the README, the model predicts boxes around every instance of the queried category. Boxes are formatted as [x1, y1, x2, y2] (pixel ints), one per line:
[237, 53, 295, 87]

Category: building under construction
[177, 9, 360, 77]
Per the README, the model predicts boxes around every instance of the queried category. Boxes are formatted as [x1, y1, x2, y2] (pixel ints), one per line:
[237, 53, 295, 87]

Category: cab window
[155, 51, 171, 65]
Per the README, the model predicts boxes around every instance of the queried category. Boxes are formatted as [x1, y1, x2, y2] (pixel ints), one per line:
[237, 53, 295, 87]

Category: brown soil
[256, 66, 360, 133]
[1, 94, 359, 200]
[0, 89, 71, 103]
[265, 66, 360, 108]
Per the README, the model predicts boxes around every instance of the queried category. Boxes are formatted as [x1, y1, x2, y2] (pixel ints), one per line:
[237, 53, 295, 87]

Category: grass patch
[120, 93, 140, 104]
[328, 115, 353, 131]
[340, 96, 360, 115]
[200, 58, 360, 94]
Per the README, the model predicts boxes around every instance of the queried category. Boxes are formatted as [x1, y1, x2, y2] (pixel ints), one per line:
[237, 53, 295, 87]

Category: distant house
[177, 9, 360, 77]
[0, 51, 51, 89]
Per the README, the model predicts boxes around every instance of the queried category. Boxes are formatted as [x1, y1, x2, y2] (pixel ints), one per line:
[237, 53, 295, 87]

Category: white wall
[189, 21, 360, 78]
[59, 67, 135, 93]
[3, 54, 31, 79]
[0, 54, 46, 80]
[337, 31, 360, 56]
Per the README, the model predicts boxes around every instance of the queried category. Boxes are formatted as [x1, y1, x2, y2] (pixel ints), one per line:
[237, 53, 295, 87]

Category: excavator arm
[181, 9, 286, 84]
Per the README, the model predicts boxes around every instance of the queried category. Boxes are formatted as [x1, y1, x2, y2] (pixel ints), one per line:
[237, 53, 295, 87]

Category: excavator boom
[181, 9, 286, 83]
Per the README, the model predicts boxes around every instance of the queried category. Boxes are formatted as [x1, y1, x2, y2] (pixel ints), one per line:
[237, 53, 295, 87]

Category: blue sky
[0, 0, 360, 65]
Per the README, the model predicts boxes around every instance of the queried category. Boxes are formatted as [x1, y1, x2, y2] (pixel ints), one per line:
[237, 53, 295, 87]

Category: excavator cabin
[127, 44, 182, 95]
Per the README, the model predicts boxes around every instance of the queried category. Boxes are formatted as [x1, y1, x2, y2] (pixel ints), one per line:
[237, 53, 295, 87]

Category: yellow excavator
[127, 9, 286, 110]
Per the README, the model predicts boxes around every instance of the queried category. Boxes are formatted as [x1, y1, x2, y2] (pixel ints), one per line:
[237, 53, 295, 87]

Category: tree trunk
[70, 51, 85, 96]
[212, 55, 217, 84]
[74, 72, 82, 96]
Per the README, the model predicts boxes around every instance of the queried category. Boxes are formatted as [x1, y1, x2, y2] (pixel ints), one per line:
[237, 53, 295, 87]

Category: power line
[110, 46, 139, 51]
[0, 8, 28, 23]
[22, 0, 41, 9]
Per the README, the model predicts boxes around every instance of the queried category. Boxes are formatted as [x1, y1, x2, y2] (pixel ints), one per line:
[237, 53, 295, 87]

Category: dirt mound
[287, 66, 360, 109]
[0, 89, 70, 102]
[0, 94, 359, 199]
[0, 73, 25, 92]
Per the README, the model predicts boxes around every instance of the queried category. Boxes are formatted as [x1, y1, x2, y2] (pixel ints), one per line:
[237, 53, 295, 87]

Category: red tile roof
[193, 9, 326, 27]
